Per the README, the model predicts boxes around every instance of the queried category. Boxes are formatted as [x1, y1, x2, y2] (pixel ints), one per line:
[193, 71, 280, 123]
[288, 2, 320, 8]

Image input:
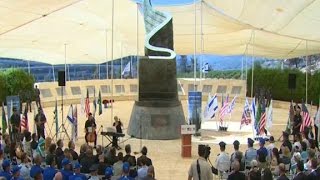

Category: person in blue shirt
[257, 138, 268, 168]
[55, 158, 73, 180]
[0, 159, 12, 180]
[69, 162, 87, 180]
[119, 162, 134, 180]
[30, 165, 43, 180]
[43, 155, 57, 179]
[104, 167, 113, 180]
[11, 165, 23, 180]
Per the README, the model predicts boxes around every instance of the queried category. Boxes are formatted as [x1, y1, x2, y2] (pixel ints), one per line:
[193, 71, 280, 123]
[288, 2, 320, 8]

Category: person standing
[215, 141, 230, 173]
[112, 116, 123, 149]
[34, 85, 41, 108]
[34, 108, 46, 139]
[293, 105, 302, 136]
[10, 107, 21, 142]
[25, 90, 32, 113]
[188, 145, 213, 180]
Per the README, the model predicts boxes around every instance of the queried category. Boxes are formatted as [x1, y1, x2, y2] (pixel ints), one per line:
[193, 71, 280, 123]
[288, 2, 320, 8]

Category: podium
[181, 125, 196, 157]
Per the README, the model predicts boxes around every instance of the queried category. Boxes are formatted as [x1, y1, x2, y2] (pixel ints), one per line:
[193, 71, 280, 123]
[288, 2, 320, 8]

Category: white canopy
[0, 0, 319, 64]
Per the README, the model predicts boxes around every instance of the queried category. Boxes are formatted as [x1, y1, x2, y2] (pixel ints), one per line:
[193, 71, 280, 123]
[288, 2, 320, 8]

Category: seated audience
[55, 158, 73, 180]
[114, 152, 124, 177]
[277, 163, 289, 180]
[104, 167, 113, 180]
[0, 159, 12, 180]
[137, 146, 152, 167]
[248, 160, 261, 180]
[20, 153, 31, 179]
[88, 164, 99, 180]
[257, 138, 268, 169]
[293, 160, 307, 180]
[137, 156, 149, 179]
[124, 144, 137, 167]
[68, 141, 79, 163]
[80, 148, 95, 173]
[43, 155, 57, 179]
[119, 162, 134, 180]
[69, 162, 87, 180]
[227, 160, 245, 180]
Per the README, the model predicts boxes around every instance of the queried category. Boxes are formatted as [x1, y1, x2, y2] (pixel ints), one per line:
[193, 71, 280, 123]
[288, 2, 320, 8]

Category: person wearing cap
[30, 165, 43, 180]
[54, 158, 73, 180]
[88, 164, 99, 180]
[10, 107, 21, 142]
[34, 107, 47, 139]
[11, 165, 23, 180]
[230, 140, 243, 164]
[85, 113, 97, 147]
[69, 162, 87, 180]
[188, 145, 213, 180]
[119, 162, 134, 180]
[244, 138, 257, 169]
[43, 155, 57, 179]
[257, 138, 268, 169]
[293, 105, 302, 136]
[104, 167, 113, 180]
[0, 159, 12, 179]
[215, 141, 230, 173]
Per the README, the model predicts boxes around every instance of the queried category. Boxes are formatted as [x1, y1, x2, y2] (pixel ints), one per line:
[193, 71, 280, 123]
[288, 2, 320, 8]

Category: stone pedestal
[127, 57, 185, 139]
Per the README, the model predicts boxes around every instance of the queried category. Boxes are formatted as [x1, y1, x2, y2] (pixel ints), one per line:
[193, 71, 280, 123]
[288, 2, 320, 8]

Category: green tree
[4, 68, 35, 102]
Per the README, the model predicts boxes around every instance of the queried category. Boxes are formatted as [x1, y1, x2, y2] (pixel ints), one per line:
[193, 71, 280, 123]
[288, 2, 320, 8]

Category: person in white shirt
[215, 141, 230, 173]
[20, 153, 31, 180]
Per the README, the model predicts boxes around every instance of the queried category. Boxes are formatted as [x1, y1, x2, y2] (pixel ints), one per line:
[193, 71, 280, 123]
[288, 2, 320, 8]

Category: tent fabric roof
[0, 0, 319, 64]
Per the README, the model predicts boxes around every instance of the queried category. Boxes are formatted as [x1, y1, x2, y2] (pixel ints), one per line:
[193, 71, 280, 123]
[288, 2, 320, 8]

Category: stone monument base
[127, 100, 185, 140]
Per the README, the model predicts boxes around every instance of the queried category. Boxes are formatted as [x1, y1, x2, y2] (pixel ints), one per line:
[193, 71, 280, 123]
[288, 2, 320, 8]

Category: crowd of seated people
[189, 130, 320, 180]
[0, 131, 155, 180]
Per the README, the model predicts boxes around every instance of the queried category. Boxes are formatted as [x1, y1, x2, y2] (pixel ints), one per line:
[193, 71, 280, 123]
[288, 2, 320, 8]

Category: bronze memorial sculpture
[127, 0, 185, 139]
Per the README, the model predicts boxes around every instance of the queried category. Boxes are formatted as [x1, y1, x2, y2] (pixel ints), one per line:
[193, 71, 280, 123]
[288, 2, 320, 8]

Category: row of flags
[240, 97, 273, 136]
[203, 94, 237, 124]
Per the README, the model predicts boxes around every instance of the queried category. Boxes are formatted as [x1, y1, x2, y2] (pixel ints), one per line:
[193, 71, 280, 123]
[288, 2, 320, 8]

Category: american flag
[300, 103, 311, 132]
[219, 94, 229, 122]
[259, 100, 267, 135]
[84, 89, 90, 117]
[21, 105, 28, 131]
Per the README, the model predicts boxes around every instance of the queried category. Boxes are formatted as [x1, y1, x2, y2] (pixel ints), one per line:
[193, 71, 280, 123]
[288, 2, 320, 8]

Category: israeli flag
[250, 98, 256, 122]
[204, 94, 218, 120]
[121, 62, 131, 76]
[67, 105, 74, 124]
[202, 62, 209, 73]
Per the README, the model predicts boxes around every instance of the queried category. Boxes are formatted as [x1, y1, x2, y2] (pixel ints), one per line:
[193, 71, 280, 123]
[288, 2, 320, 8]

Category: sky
[134, 0, 196, 6]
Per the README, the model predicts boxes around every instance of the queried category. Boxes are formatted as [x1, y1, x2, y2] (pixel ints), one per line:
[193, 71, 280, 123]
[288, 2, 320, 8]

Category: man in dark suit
[293, 161, 307, 180]
[306, 158, 320, 180]
[137, 146, 152, 167]
[227, 161, 245, 180]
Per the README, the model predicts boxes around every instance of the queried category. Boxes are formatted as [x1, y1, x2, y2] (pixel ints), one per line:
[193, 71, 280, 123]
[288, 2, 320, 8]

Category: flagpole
[193, 0, 197, 92]
[305, 40, 308, 104]
[251, 30, 255, 98]
[200, 0, 203, 87]
[105, 29, 109, 79]
[52, 65, 55, 82]
[111, 0, 114, 126]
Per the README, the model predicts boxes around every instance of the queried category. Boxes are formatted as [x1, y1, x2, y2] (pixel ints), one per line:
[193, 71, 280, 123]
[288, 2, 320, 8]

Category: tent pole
[105, 29, 108, 79]
[111, 0, 114, 126]
[200, 0, 203, 86]
[136, 2, 139, 80]
[52, 65, 55, 82]
[121, 43, 123, 80]
[28, 60, 31, 74]
[251, 31, 255, 98]
[193, 0, 197, 91]
[64, 44, 67, 82]
[306, 40, 308, 104]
